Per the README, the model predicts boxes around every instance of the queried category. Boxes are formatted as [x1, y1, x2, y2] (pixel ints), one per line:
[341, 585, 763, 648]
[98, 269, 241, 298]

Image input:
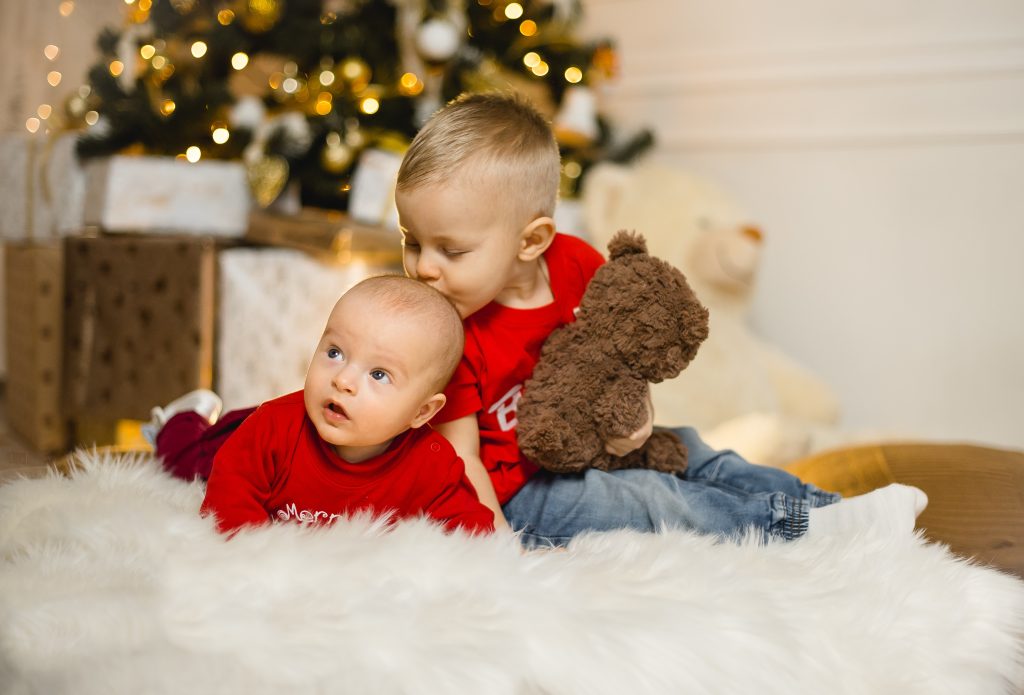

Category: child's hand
[604, 388, 654, 456]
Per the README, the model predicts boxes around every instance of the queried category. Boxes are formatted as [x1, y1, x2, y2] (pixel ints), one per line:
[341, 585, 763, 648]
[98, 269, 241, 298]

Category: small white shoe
[141, 389, 223, 446]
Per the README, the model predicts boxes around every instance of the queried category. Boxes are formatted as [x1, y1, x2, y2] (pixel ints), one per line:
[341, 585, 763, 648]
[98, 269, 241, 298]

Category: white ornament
[229, 96, 267, 130]
[415, 18, 461, 63]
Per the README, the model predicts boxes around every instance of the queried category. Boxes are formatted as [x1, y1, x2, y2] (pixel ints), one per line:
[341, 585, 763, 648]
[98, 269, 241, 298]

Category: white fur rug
[1, 452, 1022, 695]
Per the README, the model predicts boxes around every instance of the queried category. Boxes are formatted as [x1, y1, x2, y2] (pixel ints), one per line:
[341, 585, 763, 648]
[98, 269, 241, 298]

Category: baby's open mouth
[325, 402, 348, 421]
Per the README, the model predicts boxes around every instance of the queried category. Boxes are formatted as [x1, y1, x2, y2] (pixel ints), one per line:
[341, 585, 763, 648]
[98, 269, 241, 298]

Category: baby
[198, 275, 494, 536]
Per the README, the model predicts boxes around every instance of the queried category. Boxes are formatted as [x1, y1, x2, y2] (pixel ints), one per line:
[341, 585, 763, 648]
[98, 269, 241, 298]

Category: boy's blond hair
[397, 92, 561, 228]
[347, 275, 464, 392]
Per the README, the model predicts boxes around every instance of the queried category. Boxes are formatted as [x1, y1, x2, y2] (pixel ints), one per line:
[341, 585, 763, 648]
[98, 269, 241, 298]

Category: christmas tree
[77, 0, 652, 212]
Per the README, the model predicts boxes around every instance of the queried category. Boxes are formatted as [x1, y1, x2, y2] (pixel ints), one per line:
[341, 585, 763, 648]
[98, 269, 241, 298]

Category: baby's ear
[518, 216, 556, 261]
[410, 393, 447, 429]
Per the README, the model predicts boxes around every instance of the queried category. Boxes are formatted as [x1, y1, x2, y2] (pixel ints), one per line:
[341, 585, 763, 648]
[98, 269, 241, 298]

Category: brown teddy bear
[517, 230, 710, 475]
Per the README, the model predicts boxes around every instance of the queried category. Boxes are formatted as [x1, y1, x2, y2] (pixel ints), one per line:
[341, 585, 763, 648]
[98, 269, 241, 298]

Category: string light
[231, 52, 249, 70]
[185, 146, 201, 162]
[140, 44, 156, 59]
[398, 72, 423, 96]
[564, 67, 583, 84]
[44, 45, 60, 60]
[26, 117, 41, 133]
[47, 71, 62, 86]
[84, 111, 99, 125]
[37, 104, 53, 119]
[217, 9, 235, 25]
[191, 41, 208, 58]
[359, 96, 380, 115]
[152, 55, 167, 70]
[160, 99, 176, 115]
[519, 20, 537, 36]
[211, 126, 230, 144]
[58, 1, 74, 17]
[531, 61, 549, 77]
[523, 52, 541, 68]
[319, 70, 335, 86]
[504, 3, 523, 19]
[563, 161, 582, 179]
[109, 60, 124, 76]
[314, 93, 332, 115]
[282, 77, 299, 93]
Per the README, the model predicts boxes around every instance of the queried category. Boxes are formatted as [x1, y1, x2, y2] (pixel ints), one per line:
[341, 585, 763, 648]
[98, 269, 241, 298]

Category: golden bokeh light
[47, 71, 62, 87]
[519, 20, 537, 36]
[360, 97, 380, 115]
[109, 60, 124, 76]
[523, 52, 541, 68]
[185, 146, 201, 162]
[26, 117, 41, 133]
[564, 66, 583, 84]
[231, 52, 249, 70]
[140, 44, 156, 59]
[191, 41, 208, 58]
[504, 2, 523, 19]
[44, 45, 60, 60]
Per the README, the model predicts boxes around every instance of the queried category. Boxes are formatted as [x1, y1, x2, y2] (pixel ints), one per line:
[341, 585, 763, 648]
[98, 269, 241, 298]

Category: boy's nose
[415, 254, 440, 281]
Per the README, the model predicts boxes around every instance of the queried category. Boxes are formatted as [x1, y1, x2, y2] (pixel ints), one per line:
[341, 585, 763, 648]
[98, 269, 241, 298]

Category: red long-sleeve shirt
[200, 391, 494, 535]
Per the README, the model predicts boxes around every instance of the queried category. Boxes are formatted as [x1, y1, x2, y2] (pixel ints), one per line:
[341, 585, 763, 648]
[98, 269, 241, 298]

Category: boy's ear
[518, 216, 556, 261]
[410, 393, 446, 429]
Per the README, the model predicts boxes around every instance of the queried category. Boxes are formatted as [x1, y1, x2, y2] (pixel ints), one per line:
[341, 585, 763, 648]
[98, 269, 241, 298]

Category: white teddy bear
[582, 161, 846, 467]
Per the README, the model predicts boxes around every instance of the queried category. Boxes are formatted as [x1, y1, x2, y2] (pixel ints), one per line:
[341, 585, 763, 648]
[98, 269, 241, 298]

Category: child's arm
[434, 414, 512, 533]
[200, 413, 275, 534]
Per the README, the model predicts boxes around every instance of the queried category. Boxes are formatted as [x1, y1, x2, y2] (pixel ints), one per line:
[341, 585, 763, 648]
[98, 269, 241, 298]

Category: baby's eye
[327, 347, 343, 360]
[370, 369, 391, 384]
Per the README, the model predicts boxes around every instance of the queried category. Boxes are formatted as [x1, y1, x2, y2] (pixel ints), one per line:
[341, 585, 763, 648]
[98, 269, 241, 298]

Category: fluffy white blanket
[1, 452, 1022, 695]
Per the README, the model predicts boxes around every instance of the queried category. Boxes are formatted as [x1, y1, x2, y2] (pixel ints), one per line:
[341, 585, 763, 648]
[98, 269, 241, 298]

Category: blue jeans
[503, 427, 841, 548]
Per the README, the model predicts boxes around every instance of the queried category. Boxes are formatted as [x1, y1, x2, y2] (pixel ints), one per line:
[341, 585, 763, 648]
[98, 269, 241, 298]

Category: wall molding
[613, 37, 1024, 96]
[646, 126, 1024, 153]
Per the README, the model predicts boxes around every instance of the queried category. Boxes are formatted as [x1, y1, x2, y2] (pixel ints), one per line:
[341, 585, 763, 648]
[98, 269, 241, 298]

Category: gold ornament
[235, 0, 282, 34]
[335, 57, 371, 92]
[247, 154, 289, 208]
[320, 133, 354, 173]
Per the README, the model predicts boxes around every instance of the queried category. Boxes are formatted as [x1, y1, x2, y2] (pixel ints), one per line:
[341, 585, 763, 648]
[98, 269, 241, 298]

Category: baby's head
[303, 275, 464, 463]
[395, 92, 562, 318]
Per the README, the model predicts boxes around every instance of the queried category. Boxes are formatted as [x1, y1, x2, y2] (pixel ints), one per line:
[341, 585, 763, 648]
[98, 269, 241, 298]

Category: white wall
[581, 0, 1024, 450]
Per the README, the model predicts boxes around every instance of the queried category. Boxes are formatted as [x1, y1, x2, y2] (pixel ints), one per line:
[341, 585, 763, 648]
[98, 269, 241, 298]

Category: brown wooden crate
[63, 234, 217, 421]
[4, 241, 68, 452]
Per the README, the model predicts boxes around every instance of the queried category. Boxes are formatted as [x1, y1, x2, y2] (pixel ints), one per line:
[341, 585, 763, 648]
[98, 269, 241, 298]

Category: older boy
[395, 92, 925, 545]
[199, 275, 494, 536]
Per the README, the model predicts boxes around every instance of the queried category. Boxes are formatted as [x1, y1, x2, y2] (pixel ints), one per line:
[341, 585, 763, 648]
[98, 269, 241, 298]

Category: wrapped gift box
[246, 208, 403, 264]
[83, 156, 251, 237]
[216, 248, 400, 410]
[63, 234, 218, 421]
[4, 241, 68, 452]
[0, 133, 86, 241]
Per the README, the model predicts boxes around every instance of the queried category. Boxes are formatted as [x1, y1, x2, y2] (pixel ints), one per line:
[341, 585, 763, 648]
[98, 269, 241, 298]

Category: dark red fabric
[156, 406, 256, 481]
[435, 233, 605, 504]
[199, 391, 494, 535]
